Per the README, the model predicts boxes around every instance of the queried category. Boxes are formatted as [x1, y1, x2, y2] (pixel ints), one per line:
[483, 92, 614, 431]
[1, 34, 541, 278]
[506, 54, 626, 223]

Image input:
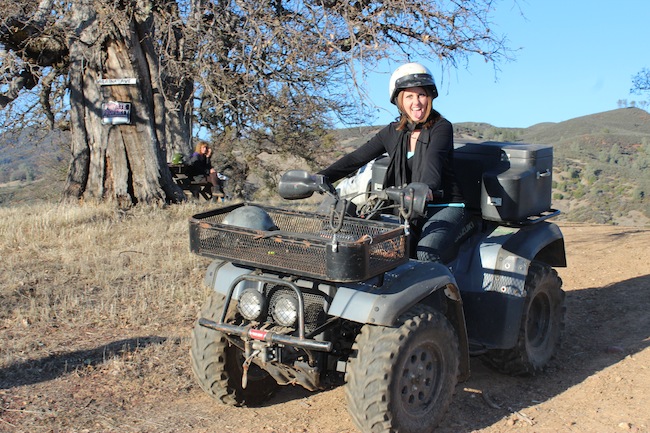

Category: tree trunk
[64, 2, 189, 206]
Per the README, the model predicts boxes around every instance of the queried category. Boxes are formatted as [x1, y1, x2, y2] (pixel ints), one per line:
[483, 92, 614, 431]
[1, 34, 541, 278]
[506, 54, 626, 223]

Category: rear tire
[345, 305, 459, 433]
[482, 261, 565, 375]
[190, 292, 278, 406]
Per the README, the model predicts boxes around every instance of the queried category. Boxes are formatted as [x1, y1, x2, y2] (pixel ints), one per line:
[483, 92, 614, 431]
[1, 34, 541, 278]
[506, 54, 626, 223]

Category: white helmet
[388, 62, 438, 105]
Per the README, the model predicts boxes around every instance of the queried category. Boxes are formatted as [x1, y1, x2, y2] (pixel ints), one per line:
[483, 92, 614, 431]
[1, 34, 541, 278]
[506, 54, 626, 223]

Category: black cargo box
[453, 141, 553, 223]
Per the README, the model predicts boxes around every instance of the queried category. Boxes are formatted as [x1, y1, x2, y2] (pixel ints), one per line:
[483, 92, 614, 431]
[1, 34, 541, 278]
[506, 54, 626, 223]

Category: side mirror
[279, 170, 320, 200]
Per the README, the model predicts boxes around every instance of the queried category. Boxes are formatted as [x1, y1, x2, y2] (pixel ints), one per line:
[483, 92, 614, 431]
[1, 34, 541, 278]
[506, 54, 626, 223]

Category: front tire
[482, 261, 565, 375]
[190, 291, 278, 406]
[345, 305, 459, 433]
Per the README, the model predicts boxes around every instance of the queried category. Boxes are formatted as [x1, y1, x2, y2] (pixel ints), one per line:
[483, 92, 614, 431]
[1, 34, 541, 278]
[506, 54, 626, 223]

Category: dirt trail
[1, 223, 649, 433]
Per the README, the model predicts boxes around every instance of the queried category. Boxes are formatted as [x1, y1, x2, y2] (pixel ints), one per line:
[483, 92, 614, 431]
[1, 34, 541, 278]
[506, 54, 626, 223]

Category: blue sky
[362, 0, 650, 128]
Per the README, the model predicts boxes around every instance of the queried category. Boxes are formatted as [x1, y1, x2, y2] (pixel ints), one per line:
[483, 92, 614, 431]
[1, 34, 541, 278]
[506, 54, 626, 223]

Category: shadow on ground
[0, 336, 167, 389]
[435, 273, 650, 432]
[260, 274, 650, 432]
[2, 274, 649, 432]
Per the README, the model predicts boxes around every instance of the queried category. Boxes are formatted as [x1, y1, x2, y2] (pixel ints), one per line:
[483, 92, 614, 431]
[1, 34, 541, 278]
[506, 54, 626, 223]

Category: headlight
[271, 293, 298, 327]
[238, 289, 265, 321]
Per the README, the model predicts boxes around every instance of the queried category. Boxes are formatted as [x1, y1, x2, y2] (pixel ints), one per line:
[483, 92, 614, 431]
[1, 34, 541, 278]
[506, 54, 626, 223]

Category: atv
[188, 140, 567, 433]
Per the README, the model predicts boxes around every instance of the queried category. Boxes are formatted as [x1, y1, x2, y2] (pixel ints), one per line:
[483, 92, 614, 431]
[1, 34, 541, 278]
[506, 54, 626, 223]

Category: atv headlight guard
[237, 288, 266, 321]
[271, 293, 299, 327]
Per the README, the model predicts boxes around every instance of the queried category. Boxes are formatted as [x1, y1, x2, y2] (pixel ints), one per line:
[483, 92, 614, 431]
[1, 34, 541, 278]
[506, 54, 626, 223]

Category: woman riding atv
[318, 62, 468, 263]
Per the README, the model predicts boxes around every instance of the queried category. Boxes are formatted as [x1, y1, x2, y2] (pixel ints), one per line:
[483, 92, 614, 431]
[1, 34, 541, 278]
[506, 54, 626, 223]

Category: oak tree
[1, 0, 510, 205]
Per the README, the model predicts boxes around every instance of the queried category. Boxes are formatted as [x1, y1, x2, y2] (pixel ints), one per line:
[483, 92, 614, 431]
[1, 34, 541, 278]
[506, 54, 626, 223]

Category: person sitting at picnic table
[187, 141, 225, 200]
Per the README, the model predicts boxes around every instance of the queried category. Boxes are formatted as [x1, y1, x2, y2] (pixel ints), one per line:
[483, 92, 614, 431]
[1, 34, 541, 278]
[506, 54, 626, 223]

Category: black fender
[329, 260, 471, 380]
[328, 261, 455, 324]
[453, 221, 566, 351]
[455, 221, 565, 298]
[503, 221, 566, 268]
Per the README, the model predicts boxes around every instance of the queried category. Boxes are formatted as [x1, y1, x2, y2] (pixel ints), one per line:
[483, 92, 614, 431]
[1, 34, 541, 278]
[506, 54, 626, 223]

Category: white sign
[98, 78, 137, 86]
[102, 101, 132, 125]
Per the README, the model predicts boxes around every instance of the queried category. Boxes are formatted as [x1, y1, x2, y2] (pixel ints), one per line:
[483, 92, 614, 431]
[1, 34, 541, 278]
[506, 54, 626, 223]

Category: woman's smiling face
[400, 86, 429, 122]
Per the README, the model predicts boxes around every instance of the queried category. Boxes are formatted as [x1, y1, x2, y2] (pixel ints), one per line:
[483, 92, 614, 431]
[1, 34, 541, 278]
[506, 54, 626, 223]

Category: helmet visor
[394, 73, 435, 90]
[391, 74, 438, 103]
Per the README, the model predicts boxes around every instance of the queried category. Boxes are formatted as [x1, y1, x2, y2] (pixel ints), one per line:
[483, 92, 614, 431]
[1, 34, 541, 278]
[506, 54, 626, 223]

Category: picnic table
[168, 163, 213, 200]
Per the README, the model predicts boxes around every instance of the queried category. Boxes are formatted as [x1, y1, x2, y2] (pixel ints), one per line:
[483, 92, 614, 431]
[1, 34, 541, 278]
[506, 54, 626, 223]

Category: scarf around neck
[386, 126, 430, 188]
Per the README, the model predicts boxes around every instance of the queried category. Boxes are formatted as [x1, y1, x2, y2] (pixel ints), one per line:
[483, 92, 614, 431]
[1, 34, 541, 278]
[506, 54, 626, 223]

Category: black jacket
[319, 118, 464, 204]
[187, 152, 211, 177]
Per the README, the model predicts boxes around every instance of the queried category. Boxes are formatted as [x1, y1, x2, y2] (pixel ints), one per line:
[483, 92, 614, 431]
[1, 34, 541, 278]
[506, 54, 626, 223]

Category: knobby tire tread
[345, 305, 459, 433]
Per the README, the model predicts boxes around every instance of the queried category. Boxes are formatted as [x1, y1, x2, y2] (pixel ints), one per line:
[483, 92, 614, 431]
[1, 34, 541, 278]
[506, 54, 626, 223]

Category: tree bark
[2, 0, 511, 206]
[63, 1, 188, 206]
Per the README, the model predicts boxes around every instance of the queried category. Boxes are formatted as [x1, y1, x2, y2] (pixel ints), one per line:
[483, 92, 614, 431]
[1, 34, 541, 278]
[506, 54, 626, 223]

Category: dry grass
[0, 201, 217, 389]
[0, 201, 212, 327]
[2, 200, 650, 432]
[0, 198, 329, 432]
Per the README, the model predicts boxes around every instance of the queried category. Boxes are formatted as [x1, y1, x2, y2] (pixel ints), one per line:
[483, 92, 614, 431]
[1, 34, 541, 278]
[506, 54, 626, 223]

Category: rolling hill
[461, 108, 650, 226]
[1, 108, 649, 225]
[331, 108, 650, 226]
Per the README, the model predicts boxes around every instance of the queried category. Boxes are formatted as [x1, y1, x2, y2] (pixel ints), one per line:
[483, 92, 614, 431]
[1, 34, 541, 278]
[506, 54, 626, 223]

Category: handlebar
[278, 170, 432, 220]
[372, 183, 430, 219]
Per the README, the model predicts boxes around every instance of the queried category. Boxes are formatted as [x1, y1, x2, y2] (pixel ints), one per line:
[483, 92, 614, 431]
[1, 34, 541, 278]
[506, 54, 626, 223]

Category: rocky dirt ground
[1, 223, 649, 433]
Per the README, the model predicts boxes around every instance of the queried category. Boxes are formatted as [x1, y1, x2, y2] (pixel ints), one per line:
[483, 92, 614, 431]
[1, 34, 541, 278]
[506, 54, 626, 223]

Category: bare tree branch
[631, 68, 650, 94]
[0, 0, 513, 204]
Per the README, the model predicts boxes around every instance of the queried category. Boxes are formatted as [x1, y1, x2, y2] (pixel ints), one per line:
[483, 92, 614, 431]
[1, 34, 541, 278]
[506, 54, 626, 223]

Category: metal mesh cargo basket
[189, 203, 408, 283]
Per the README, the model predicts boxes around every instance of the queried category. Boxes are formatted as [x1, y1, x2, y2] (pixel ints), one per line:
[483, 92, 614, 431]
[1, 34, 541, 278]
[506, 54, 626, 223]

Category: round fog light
[272, 294, 298, 327]
[238, 289, 265, 321]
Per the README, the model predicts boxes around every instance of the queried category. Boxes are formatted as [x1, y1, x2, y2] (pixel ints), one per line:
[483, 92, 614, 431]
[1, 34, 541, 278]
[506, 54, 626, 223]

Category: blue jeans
[415, 205, 467, 263]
